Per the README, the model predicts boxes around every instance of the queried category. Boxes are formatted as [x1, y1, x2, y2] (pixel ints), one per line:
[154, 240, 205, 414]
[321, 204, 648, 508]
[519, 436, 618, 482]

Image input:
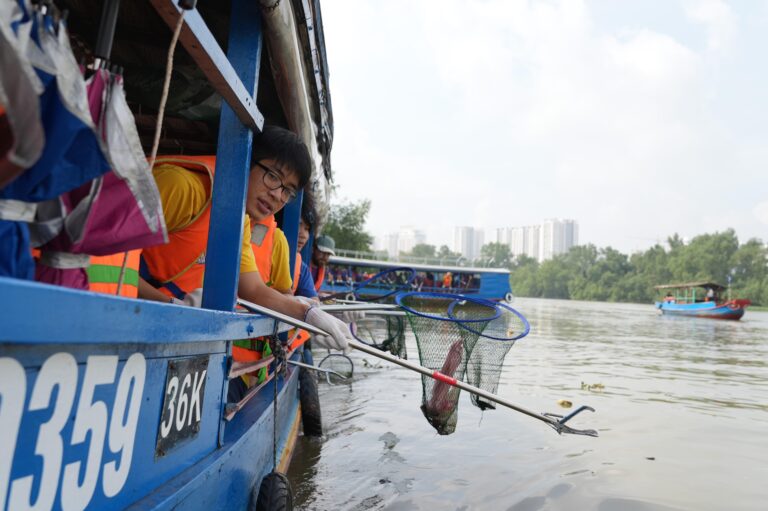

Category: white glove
[170, 288, 204, 307]
[340, 309, 367, 324]
[294, 295, 318, 307]
[304, 306, 353, 352]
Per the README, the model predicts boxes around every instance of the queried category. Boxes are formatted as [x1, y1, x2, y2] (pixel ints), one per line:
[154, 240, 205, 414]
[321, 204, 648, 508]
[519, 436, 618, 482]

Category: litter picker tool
[236, 298, 598, 437]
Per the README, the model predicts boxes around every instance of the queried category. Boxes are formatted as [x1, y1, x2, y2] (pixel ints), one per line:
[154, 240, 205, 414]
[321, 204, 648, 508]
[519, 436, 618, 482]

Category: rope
[148, 11, 185, 168]
[271, 321, 280, 471]
[115, 10, 184, 295]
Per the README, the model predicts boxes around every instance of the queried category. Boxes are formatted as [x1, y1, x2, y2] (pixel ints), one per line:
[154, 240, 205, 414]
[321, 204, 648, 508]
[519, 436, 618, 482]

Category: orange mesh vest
[88, 250, 141, 297]
[140, 156, 215, 299]
[250, 215, 276, 286]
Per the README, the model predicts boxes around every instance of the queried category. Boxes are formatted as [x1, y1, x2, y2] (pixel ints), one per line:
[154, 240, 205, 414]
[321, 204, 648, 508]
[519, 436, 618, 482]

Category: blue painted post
[282, 190, 303, 281]
[202, 0, 263, 311]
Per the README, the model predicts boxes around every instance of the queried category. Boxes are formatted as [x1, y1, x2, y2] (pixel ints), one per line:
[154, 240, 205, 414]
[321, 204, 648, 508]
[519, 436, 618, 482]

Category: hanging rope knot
[269, 334, 287, 375]
[259, 0, 281, 13]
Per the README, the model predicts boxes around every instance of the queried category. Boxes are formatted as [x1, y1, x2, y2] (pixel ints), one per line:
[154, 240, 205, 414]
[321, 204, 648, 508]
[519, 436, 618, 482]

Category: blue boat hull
[0, 277, 303, 510]
[655, 300, 747, 320]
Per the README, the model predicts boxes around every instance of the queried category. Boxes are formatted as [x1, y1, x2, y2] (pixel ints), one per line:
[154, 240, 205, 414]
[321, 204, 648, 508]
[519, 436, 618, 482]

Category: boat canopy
[329, 256, 511, 275]
[654, 282, 725, 291]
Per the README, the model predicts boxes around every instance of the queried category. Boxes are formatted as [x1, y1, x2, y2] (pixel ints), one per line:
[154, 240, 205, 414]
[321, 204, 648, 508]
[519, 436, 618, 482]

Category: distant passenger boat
[322, 256, 513, 302]
[654, 282, 751, 320]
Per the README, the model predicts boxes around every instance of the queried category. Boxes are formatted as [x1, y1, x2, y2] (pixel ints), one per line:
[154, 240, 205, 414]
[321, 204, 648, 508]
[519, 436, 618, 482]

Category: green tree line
[508, 229, 768, 305]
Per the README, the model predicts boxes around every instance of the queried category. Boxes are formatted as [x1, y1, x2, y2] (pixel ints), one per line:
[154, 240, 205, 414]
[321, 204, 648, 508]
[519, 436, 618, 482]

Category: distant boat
[322, 256, 514, 302]
[654, 282, 751, 320]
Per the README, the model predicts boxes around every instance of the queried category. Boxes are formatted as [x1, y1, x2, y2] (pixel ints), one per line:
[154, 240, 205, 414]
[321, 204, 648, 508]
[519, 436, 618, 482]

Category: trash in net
[396, 292, 505, 435]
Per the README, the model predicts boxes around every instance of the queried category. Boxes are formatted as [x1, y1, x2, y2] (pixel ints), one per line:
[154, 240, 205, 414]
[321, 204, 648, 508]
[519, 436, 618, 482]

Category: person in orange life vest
[310, 234, 335, 292]
[443, 271, 453, 289]
[138, 125, 353, 351]
[293, 186, 319, 301]
[251, 214, 293, 294]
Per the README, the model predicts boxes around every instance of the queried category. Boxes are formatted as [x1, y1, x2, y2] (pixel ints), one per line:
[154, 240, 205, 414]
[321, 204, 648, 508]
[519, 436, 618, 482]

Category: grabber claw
[543, 405, 598, 437]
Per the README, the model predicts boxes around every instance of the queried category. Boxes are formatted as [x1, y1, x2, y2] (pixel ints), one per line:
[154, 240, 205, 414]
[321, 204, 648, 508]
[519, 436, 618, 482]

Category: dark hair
[251, 125, 312, 188]
[301, 185, 317, 229]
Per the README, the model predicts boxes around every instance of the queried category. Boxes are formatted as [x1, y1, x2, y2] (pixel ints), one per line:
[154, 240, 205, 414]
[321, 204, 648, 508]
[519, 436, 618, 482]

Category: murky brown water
[287, 298, 768, 511]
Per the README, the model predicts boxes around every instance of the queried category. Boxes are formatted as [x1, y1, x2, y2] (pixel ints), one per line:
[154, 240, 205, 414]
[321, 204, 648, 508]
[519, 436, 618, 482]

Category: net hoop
[449, 299, 531, 341]
[395, 292, 502, 323]
[349, 321, 383, 348]
[353, 266, 416, 301]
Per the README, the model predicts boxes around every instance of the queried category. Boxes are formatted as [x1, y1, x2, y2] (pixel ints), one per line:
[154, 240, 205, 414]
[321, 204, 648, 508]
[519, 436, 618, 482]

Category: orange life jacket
[291, 252, 302, 293]
[88, 250, 141, 298]
[251, 214, 276, 286]
[140, 156, 215, 299]
[313, 264, 325, 292]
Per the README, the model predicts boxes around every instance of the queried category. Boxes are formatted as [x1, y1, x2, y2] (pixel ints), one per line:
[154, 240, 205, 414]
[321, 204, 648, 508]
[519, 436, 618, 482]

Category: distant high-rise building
[396, 226, 426, 254]
[496, 219, 578, 262]
[453, 226, 484, 260]
[526, 225, 541, 260]
[383, 233, 399, 258]
[539, 218, 578, 261]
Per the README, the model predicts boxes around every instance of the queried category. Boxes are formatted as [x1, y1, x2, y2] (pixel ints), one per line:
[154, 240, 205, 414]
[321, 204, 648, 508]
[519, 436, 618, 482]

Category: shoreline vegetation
[322, 202, 766, 308]
[507, 229, 767, 307]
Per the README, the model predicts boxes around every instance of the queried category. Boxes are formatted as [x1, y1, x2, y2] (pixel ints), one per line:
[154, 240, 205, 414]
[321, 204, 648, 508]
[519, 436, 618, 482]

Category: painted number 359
[0, 353, 146, 511]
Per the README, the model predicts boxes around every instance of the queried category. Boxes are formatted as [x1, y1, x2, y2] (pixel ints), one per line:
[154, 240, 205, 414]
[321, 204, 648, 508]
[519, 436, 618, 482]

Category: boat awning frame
[654, 282, 725, 291]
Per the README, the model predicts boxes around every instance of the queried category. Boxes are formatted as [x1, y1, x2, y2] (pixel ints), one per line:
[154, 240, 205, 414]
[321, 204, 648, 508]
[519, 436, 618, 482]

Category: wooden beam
[149, 0, 264, 130]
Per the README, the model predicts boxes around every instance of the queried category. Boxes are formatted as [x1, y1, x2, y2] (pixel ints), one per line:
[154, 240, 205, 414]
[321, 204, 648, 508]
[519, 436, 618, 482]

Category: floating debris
[581, 381, 605, 392]
[557, 399, 573, 408]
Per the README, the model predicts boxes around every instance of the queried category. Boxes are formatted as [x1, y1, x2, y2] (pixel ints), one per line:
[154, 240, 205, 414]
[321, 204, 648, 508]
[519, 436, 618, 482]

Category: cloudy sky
[320, 0, 768, 253]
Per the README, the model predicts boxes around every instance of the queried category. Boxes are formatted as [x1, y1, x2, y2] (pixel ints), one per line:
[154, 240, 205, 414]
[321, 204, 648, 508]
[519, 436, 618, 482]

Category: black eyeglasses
[255, 162, 298, 203]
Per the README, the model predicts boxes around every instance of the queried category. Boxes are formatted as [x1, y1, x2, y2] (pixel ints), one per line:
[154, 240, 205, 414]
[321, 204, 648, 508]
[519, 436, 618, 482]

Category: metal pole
[94, 0, 121, 60]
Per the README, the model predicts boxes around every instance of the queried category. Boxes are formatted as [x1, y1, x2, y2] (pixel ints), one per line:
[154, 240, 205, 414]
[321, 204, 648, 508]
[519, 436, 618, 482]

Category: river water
[287, 298, 768, 511]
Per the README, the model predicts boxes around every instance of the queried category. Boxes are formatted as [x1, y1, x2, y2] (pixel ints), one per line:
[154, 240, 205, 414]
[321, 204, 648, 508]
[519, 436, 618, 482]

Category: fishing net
[323, 267, 416, 303]
[395, 292, 501, 435]
[317, 353, 354, 385]
[453, 302, 530, 410]
[350, 314, 408, 359]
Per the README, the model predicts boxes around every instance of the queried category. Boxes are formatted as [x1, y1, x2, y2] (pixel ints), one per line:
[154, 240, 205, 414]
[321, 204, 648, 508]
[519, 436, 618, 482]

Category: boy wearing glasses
[139, 126, 352, 351]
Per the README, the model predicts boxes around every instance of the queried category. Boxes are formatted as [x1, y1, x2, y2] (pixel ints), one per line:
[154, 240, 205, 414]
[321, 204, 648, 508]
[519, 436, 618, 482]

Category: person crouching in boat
[138, 125, 353, 357]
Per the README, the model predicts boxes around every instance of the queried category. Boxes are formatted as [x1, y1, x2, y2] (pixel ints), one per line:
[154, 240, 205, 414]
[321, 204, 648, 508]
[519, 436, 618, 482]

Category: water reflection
[289, 298, 768, 510]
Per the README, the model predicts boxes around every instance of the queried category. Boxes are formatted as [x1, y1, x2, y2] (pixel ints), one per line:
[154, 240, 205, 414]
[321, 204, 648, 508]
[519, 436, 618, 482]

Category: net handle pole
[235, 299, 596, 436]
[347, 339, 598, 437]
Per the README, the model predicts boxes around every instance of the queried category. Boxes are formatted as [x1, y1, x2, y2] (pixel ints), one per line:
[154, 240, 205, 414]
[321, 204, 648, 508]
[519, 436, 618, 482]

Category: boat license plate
[155, 355, 209, 457]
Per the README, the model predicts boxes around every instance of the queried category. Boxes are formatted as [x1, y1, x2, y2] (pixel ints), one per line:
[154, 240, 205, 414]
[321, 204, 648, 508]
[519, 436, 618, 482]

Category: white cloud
[683, 0, 736, 51]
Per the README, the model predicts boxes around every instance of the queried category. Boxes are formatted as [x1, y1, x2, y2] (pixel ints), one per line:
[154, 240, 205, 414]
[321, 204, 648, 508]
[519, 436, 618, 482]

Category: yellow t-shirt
[269, 228, 292, 292]
[153, 163, 258, 274]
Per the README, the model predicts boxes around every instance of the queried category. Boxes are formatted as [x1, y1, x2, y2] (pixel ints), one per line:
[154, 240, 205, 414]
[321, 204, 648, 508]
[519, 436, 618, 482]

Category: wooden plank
[149, 0, 264, 130]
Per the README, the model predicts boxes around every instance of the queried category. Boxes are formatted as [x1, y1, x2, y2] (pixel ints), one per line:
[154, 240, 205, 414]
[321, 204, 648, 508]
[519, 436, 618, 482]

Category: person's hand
[304, 306, 353, 352]
[334, 309, 366, 324]
[294, 295, 317, 307]
[170, 288, 204, 307]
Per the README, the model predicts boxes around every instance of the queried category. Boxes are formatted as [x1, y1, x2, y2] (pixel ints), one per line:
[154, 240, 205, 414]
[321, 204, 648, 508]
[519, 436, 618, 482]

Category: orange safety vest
[313, 264, 325, 292]
[88, 250, 141, 298]
[140, 156, 215, 299]
[251, 214, 276, 287]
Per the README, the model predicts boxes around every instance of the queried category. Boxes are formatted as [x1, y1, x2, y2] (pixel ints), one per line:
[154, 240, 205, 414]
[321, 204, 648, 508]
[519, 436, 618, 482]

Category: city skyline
[376, 219, 579, 262]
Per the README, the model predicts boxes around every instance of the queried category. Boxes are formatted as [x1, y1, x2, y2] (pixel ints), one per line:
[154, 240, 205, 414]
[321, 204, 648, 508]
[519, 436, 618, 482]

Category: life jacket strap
[139, 256, 187, 300]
